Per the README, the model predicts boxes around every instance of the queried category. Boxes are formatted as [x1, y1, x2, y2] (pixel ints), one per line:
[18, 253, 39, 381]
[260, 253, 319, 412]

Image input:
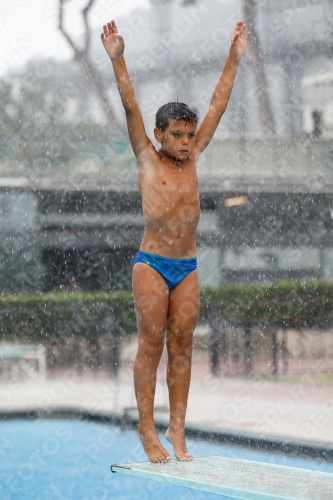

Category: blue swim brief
[134, 250, 197, 290]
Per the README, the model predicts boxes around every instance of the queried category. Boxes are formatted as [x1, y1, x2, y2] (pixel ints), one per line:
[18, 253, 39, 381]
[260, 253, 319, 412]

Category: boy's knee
[139, 335, 164, 357]
[167, 332, 193, 355]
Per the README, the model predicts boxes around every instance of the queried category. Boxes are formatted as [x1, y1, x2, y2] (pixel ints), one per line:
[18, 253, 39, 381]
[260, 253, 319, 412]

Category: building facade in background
[2, 0, 333, 293]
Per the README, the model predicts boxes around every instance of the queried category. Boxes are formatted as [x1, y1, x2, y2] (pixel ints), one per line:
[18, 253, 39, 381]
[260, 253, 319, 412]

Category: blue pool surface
[1, 419, 333, 500]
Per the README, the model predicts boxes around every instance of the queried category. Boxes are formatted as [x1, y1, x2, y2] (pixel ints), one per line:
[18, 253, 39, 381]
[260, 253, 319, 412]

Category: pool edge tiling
[1, 408, 333, 463]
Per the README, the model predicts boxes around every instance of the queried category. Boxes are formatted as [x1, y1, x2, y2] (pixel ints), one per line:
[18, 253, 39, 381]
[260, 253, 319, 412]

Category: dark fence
[201, 281, 333, 377]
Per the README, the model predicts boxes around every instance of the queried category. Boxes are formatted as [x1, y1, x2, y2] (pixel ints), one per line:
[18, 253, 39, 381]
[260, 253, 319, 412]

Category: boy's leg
[165, 270, 200, 461]
[132, 263, 171, 463]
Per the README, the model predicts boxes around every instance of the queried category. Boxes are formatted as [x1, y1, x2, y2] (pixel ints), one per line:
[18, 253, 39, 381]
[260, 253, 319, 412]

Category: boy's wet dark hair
[155, 102, 199, 131]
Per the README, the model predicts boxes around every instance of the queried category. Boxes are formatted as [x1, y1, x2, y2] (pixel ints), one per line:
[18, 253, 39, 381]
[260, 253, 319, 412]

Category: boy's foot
[139, 428, 172, 463]
[165, 427, 194, 461]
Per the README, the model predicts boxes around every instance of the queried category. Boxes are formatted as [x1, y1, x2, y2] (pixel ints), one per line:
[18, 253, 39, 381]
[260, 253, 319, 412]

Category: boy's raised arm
[101, 21, 150, 158]
[194, 21, 250, 155]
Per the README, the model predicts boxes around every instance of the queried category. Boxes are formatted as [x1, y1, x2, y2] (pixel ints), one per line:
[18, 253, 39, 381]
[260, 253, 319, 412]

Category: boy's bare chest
[139, 160, 200, 226]
[141, 162, 199, 207]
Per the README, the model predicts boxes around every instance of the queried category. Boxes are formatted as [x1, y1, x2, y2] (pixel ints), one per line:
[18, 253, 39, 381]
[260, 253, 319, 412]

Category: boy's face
[154, 119, 197, 161]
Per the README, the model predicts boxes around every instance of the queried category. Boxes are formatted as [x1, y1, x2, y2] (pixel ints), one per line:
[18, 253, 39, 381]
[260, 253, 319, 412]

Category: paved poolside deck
[0, 360, 332, 450]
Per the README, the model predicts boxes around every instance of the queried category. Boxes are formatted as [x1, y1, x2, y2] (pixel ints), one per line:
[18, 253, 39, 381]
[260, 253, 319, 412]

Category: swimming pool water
[1, 419, 333, 500]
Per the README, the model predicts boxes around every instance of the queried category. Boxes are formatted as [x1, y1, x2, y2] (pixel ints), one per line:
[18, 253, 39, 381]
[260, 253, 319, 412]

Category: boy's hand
[101, 20, 124, 60]
[229, 21, 250, 63]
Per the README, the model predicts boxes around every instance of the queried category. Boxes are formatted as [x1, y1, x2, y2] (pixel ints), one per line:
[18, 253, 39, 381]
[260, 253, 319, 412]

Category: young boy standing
[101, 19, 250, 463]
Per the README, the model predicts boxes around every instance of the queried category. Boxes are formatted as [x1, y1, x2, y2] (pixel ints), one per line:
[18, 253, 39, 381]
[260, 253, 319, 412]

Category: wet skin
[133, 119, 200, 462]
[101, 18, 250, 462]
[139, 119, 201, 259]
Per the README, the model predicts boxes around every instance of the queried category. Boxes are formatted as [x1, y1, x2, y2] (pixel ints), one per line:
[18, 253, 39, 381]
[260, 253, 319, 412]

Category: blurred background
[0, 4, 333, 500]
[1, 0, 333, 432]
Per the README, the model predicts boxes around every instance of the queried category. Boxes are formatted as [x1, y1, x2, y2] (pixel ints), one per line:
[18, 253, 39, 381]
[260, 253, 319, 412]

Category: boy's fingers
[103, 24, 108, 34]
[112, 20, 118, 33]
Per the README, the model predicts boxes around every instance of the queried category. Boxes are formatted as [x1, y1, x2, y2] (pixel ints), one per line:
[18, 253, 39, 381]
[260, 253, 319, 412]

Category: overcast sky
[0, 0, 150, 77]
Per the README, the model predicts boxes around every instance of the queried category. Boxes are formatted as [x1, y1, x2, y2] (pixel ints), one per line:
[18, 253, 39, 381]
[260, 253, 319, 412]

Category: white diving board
[111, 455, 333, 500]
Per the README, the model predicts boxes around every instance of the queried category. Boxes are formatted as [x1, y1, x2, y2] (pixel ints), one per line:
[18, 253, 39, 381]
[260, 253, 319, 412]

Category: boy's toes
[154, 447, 171, 463]
[177, 451, 194, 462]
[154, 451, 171, 463]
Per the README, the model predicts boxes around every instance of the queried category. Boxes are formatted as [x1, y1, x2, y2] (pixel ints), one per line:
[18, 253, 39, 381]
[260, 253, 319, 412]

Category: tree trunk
[58, 0, 126, 138]
[75, 53, 125, 138]
[243, 0, 276, 136]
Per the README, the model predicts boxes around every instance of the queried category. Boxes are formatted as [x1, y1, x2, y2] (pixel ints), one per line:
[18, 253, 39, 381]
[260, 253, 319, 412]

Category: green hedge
[0, 291, 135, 341]
[1, 280, 333, 341]
[200, 280, 333, 328]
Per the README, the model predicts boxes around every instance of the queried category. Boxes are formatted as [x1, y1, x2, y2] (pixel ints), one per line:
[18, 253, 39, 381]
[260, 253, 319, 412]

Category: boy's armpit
[135, 142, 157, 168]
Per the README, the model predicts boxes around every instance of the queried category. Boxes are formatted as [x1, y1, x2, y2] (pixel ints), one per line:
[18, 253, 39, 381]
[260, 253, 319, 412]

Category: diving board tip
[111, 455, 333, 500]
